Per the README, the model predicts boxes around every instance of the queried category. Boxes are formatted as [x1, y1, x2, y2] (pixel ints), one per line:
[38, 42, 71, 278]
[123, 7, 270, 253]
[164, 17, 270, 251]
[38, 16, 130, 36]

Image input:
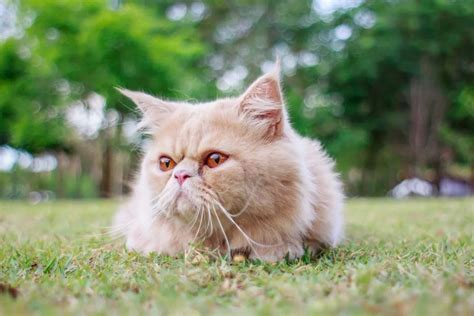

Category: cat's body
[114, 64, 344, 262]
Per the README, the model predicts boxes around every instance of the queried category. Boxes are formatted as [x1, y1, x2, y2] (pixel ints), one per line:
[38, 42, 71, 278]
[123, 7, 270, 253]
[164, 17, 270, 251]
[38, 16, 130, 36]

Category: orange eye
[205, 152, 228, 168]
[159, 156, 176, 171]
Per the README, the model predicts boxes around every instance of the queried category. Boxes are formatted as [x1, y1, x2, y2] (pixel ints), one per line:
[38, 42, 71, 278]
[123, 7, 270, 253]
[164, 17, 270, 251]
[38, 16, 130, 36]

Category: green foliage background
[0, 0, 473, 197]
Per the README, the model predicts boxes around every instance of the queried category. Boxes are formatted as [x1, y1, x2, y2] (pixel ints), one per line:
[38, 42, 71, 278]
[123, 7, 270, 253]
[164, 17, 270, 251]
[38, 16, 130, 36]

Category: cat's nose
[174, 170, 192, 186]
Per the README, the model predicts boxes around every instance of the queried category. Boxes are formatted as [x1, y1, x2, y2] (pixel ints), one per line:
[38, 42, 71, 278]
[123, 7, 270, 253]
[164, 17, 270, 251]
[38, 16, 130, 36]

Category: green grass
[0, 198, 473, 315]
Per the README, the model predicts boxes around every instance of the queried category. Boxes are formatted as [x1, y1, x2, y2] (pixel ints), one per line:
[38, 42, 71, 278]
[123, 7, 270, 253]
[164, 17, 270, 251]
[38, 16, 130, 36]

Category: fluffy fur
[113, 64, 344, 262]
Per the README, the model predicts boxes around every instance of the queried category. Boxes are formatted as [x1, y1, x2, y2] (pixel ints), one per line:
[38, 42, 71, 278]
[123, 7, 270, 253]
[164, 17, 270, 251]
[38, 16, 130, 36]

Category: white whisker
[212, 198, 279, 249]
[204, 202, 214, 237]
[188, 201, 202, 232]
[211, 203, 231, 259]
[151, 189, 176, 220]
[191, 204, 205, 244]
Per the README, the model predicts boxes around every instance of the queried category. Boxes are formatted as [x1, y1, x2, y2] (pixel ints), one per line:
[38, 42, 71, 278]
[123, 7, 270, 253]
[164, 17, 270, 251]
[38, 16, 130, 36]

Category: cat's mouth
[158, 183, 207, 221]
[173, 189, 196, 214]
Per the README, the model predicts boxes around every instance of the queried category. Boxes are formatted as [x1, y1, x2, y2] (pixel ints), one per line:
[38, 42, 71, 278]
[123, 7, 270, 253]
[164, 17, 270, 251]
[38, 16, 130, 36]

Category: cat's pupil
[212, 154, 220, 163]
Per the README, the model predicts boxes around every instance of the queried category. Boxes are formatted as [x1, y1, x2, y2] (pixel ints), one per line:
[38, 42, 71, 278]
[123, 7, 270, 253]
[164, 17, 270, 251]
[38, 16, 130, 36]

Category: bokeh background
[0, 0, 472, 200]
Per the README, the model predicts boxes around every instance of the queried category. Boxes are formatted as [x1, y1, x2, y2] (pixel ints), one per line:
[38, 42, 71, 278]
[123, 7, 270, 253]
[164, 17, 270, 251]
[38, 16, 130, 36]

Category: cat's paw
[248, 243, 304, 262]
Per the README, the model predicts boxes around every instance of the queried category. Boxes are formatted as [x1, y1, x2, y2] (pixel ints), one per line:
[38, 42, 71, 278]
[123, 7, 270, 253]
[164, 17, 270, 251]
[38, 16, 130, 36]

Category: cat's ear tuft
[117, 88, 176, 131]
[116, 88, 173, 114]
[238, 61, 285, 138]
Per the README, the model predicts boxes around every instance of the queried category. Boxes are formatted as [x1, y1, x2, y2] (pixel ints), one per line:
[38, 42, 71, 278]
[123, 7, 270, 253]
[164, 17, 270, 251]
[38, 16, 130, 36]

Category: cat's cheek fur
[201, 160, 247, 212]
[143, 155, 168, 191]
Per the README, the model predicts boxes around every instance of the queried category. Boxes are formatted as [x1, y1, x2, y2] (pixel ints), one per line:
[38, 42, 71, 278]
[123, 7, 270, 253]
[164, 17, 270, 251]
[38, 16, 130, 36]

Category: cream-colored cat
[113, 63, 344, 262]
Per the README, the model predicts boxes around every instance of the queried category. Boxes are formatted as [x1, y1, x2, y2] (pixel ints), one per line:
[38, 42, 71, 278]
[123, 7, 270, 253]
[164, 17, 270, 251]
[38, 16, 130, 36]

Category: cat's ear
[238, 61, 285, 138]
[117, 88, 176, 130]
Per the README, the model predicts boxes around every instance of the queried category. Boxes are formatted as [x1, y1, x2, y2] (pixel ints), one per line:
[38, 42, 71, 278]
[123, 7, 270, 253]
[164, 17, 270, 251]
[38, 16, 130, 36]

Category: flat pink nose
[174, 171, 191, 186]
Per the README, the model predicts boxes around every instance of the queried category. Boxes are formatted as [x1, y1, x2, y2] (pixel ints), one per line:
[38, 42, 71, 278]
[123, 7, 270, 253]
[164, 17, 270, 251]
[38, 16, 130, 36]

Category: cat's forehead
[152, 98, 244, 157]
[169, 98, 238, 130]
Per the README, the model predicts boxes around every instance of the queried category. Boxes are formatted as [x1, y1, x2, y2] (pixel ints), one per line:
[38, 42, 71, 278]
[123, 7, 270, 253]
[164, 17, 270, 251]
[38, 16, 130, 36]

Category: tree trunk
[100, 136, 113, 198]
[361, 132, 382, 196]
[471, 162, 474, 191]
[55, 151, 67, 198]
[408, 57, 447, 181]
[432, 158, 443, 196]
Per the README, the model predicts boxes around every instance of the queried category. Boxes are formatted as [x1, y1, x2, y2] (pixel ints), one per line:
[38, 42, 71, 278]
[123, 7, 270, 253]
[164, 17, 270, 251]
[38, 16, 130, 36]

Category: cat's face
[121, 66, 301, 229]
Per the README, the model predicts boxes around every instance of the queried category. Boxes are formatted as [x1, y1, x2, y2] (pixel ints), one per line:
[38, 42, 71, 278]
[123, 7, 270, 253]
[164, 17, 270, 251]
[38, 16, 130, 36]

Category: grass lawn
[0, 198, 473, 315]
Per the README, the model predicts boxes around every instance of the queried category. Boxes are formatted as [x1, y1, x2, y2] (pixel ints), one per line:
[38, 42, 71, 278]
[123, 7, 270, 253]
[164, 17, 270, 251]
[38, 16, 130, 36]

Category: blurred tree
[170, 0, 473, 195]
[1, 0, 472, 198]
[0, 34, 72, 197]
[441, 86, 474, 183]
[0, 39, 69, 153]
[323, 0, 474, 194]
[13, 0, 206, 197]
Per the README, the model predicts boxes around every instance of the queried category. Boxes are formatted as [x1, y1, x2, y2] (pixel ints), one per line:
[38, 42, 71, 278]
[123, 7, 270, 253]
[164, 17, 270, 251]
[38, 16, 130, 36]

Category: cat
[113, 62, 344, 262]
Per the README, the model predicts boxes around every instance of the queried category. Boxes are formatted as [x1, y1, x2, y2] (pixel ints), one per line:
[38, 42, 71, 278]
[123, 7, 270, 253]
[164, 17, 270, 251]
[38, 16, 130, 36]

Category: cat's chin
[168, 192, 198, 222]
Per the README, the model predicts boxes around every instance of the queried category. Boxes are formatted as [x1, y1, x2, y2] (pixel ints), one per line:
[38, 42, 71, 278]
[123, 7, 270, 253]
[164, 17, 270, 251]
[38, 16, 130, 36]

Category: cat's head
[120, 64, 301, 228]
